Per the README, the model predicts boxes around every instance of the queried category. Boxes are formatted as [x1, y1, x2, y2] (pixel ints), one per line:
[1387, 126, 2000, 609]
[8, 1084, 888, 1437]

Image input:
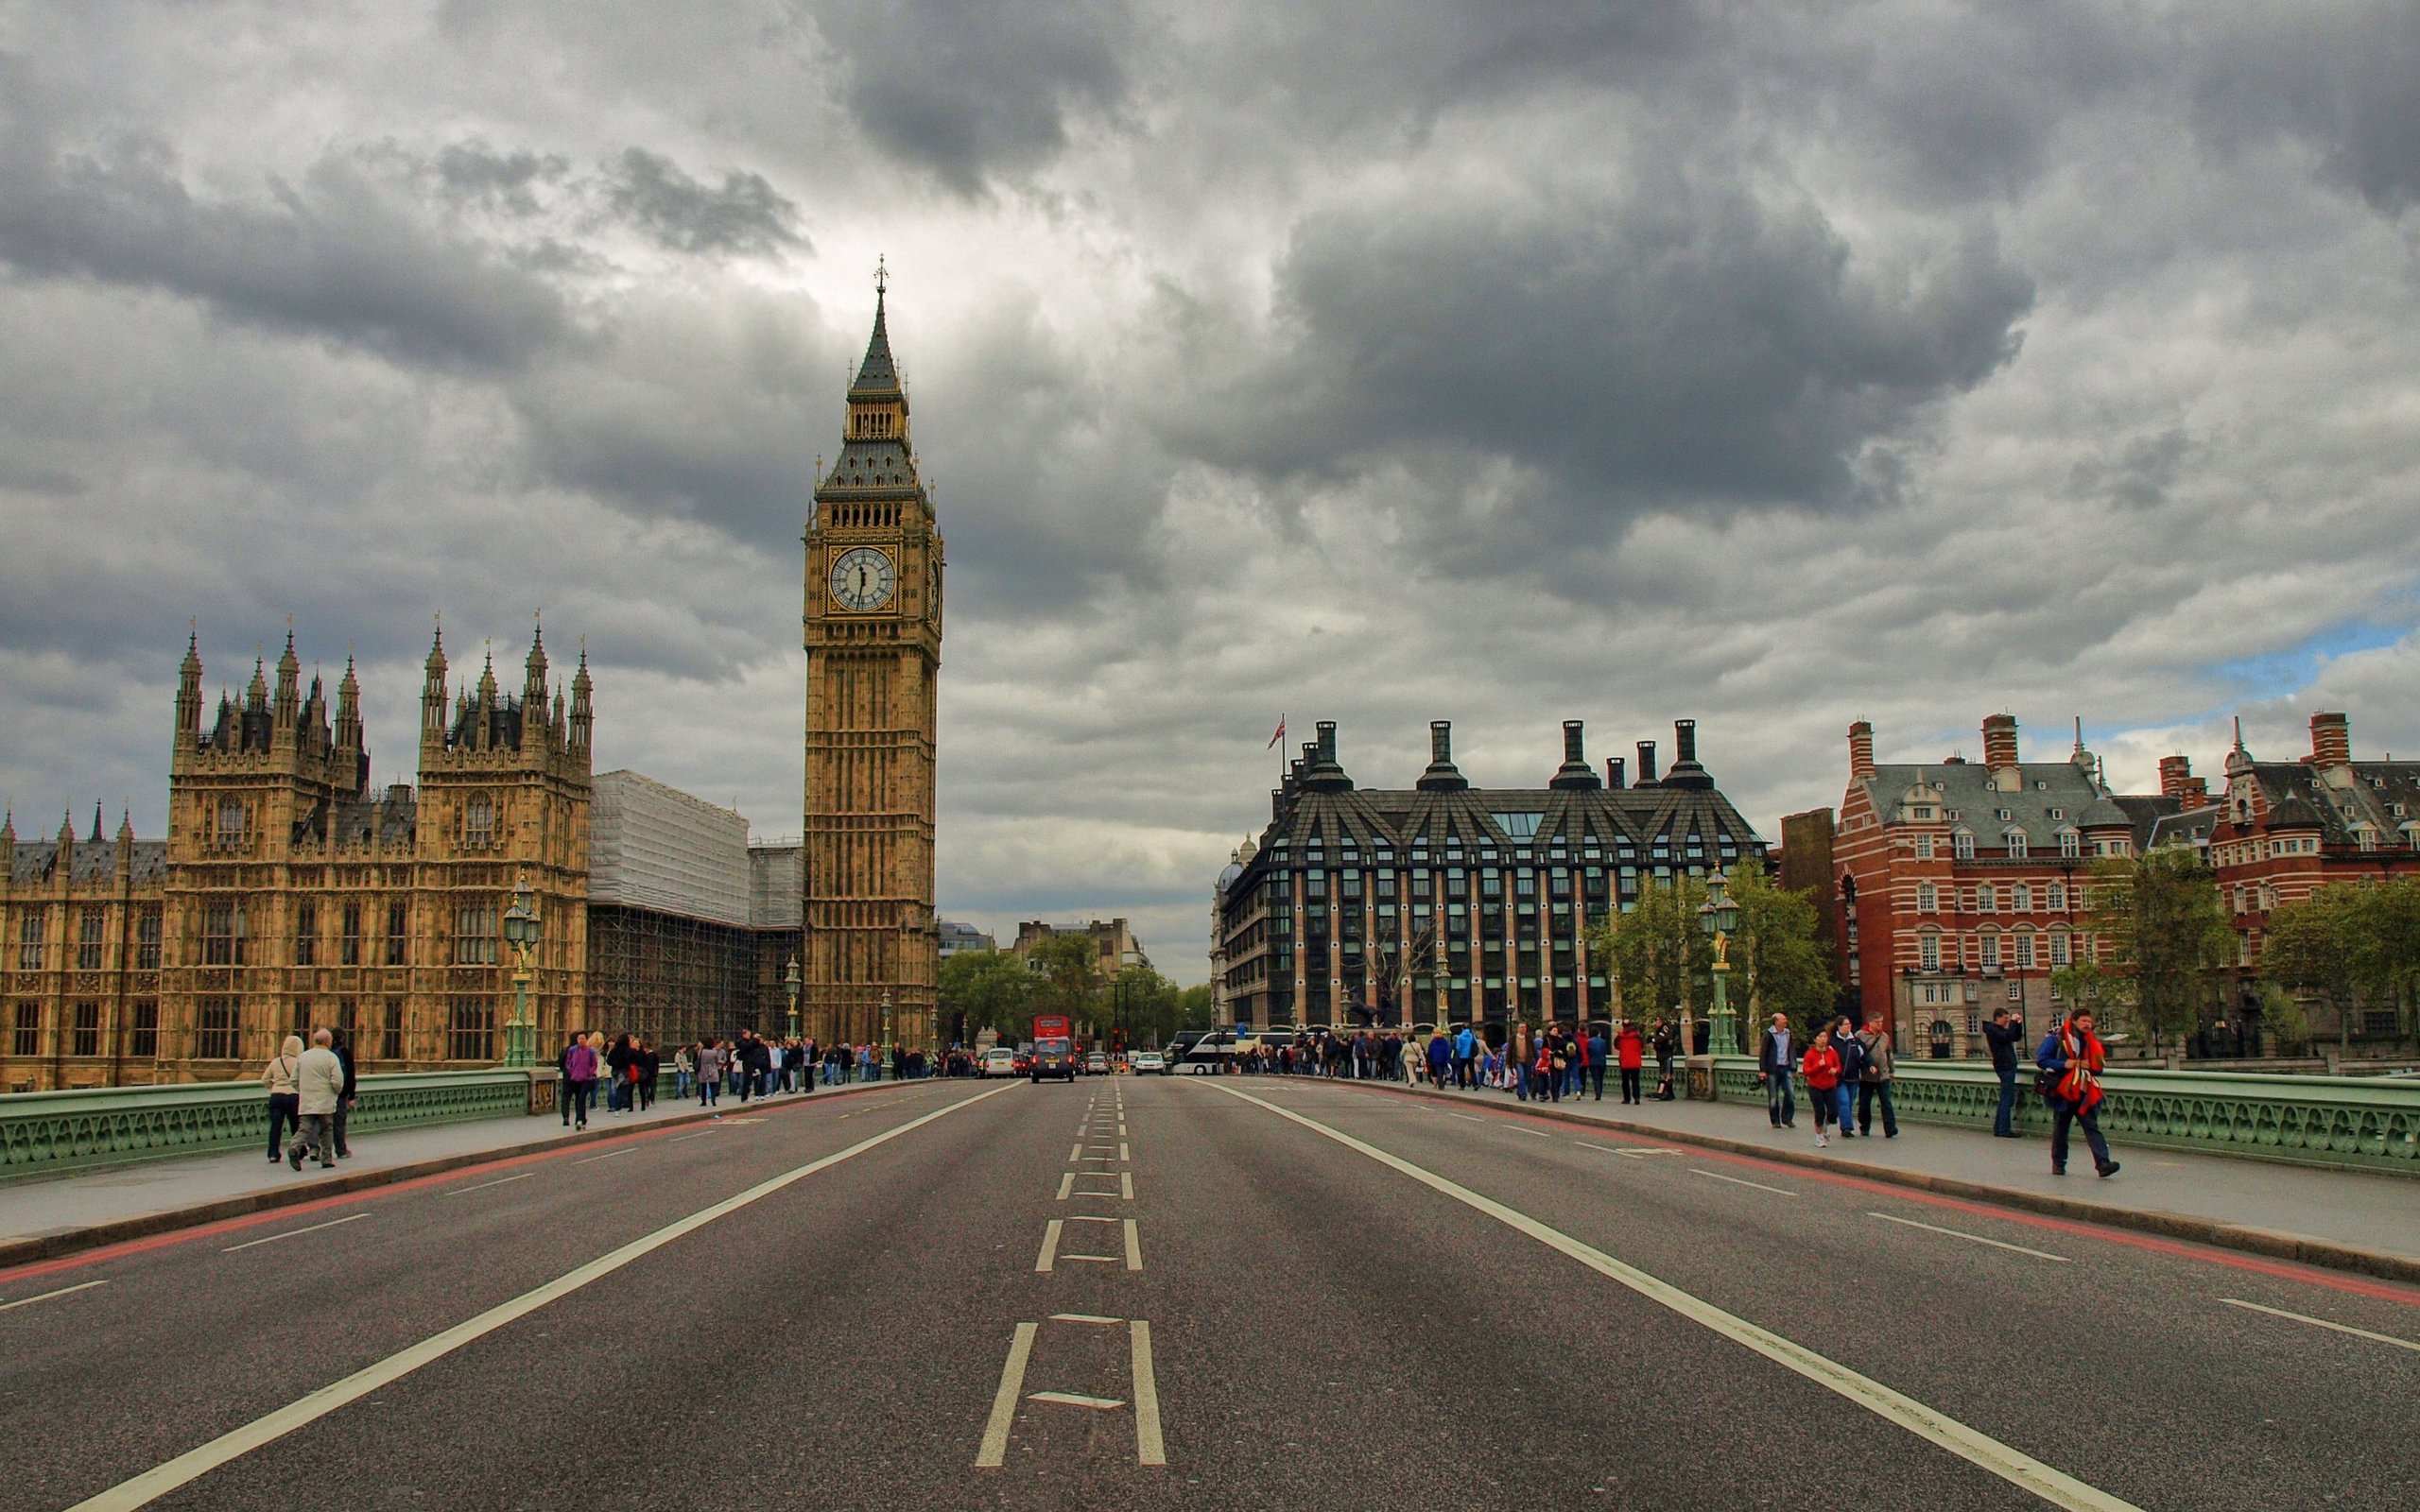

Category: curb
[1327, 1078, 2420, 1289]
[0, 1076, 933, 1274]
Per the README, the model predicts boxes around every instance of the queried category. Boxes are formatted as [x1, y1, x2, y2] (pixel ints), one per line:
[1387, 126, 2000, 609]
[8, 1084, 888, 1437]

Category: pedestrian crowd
[551, 1031, 981, 1129]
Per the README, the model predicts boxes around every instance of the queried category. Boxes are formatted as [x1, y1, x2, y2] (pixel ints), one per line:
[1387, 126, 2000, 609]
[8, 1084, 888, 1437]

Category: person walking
[261, 1035, 303, 1161]
[287, 1028, 344, 1171]
[1615, 1021, 1646, 1105]
[1755, 1013, 1797, 1129]
[1825, 1016, 1865, 1137]
[1651, 1018, 1678, 1101]
[1452, 1023, 1478, 1090]
[696, 1039, 723, 1108]
[605, 1033, 634, 1114]
[331, 1029, 357, 1159]
[1855, 1017, 1899, 1138]
[674, 1043, 695, 1102]
[1586, 1022, 1608, 1101]
[1800, 1032, 1842, 1146]
[1983, 1009, 2023, 1137]
[2037, 1008, 2120, 1177]
[562, 1033, 598, 1129]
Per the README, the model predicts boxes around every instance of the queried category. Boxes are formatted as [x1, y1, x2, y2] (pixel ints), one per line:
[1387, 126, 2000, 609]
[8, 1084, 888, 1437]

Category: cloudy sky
[4, 2, 2419, 982]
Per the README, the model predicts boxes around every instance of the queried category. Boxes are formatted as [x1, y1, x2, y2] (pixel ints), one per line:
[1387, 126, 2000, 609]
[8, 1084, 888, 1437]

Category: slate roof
[2148, 803, 2223, 850]
[9, 840, 169, 885]
[1856, 756, 2119, 846]
[2236, 760, 2420, 842]
[849, 293, 899, 397]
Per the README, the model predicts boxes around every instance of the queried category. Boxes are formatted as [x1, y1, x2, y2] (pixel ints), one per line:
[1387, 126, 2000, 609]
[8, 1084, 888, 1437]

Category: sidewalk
[1305, 1072, 2420, 1279]
[0, 1076, 916, 1263]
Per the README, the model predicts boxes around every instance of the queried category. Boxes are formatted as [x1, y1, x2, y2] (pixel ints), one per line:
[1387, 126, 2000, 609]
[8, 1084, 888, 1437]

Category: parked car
[1130, 1050, 1166, 1074]
[980, 1047, 1018, 1077]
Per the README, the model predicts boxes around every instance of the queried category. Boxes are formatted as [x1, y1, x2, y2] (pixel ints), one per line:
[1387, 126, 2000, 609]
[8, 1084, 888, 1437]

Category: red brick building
[1832, 714, 2176, 1059]
[2150, 712, 2420, 1049]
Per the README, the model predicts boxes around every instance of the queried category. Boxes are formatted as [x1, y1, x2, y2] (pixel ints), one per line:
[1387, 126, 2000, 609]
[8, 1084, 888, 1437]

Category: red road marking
[1291, 1078, 2420, 1308]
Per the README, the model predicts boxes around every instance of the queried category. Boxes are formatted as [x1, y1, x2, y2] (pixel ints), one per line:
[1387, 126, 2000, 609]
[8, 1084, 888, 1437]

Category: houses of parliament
[1, 282, 944, 1091]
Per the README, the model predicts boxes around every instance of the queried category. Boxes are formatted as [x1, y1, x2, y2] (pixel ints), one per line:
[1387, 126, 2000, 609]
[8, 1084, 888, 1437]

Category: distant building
[1215, 717, 1768, 1030]
[938, 919, 995, 956]
[1778, 808, 1844, 987]
[1013, 918, 1150, 980]
[585, 771, 756, 1047]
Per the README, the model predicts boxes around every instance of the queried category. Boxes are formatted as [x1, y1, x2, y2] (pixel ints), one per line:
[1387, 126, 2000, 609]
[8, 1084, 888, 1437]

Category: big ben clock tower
[803, 265, 942, 1049]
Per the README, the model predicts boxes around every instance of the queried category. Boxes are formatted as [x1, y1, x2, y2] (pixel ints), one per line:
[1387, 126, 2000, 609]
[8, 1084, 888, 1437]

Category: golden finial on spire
[874, 253, 888, 296]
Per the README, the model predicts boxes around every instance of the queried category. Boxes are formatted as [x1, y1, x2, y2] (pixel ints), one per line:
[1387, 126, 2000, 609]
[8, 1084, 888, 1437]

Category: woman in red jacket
[1615, 1022, 1647, 1105]
[1800, 1036, 1842, 1147]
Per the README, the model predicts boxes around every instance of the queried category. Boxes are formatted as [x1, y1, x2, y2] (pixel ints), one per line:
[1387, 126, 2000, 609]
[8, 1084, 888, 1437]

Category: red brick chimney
[2309, 712, 2351, 768]
[1848, 720, 1875, 780]
[2158, 754, 2192, 800]
[1982, 713, 2019, 773]
[2180, 777, 2209, 808]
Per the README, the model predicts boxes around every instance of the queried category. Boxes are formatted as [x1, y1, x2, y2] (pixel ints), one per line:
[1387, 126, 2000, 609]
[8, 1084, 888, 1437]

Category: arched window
[466, 794, 496, 849]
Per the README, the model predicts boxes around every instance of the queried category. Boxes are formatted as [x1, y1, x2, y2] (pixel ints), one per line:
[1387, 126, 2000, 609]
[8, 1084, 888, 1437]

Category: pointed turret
[524, 613, 549, 709]
[58, 807, 76, 855]
[569, 644, 594, 756]
[89, 801, 104, 845]
[336, 653, 363, 752]
[843, 262, 911, 446]
[176, 627, 204, 743]
[422, 622, 450, 747]
[0, 809, 14, 880]
[273, 624, 302, 731]
[246, 653, 268, 713]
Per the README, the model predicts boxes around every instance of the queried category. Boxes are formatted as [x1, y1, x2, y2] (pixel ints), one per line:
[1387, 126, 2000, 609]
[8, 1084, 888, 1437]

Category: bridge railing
[0, 1070, 543, 1181]
[1705, 1056, 2420, 1176]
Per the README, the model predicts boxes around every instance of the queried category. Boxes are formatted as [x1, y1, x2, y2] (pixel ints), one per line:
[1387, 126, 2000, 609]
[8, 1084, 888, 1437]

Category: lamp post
[1698, 871, 1741, 1057]
[880, 988, 894, 1049]
[500, 872, 541, 1069]
[785, 954, 801, 1042]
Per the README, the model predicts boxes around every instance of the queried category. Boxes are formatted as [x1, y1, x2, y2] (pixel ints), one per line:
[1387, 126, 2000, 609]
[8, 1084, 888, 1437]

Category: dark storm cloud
[815, 0, 1133, 190]
[431, 142, 571, 215]
[1184, 173, 2031, 520]
[0, 99, 572, 370]
[600, 147, 808, 256]
[2192, 3, 2420, 214]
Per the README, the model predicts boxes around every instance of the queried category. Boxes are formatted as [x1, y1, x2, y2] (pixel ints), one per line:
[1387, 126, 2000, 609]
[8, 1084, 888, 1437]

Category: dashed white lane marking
[1119, 1143, 1131, 1161]
[1211, 1081, 2139, 1512]
[667, 1132, 715, 1144]
[2220, 1297, 2420, 1352]
[443, 1172, 536, 1195]
[1123, 1218, 1143, 1271]
[1056, 1173, 1076, 1200]
[70, 1083, 1015, 1512]
[1029, 1390, 1124, 1409]
[1869, 1212, 2069, 1263]
[574, 1147, 634, 1164]
[1122, 1171, 1134, 1199]
[220, 1213, 370, 1253]
[1691, 1169, 1798, 1197]
[1069, 1143, 1083, 1161]
[1035, 1220, 1063, 1272]
[976, 1321, 1039, 1468]
[0, 1279, 109, 1314]
[1512, 1126, 1551, 1138]
[1131, 1320, 1167, 1467]
[1447, 1112, 1485, 1124]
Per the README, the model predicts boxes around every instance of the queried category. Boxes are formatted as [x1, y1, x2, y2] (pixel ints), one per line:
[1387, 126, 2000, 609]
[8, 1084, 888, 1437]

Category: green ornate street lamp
[880, 988, 894, 1049]
[1698, 872, 1740, 1057]
[785, 954, 802, 1041]
[500, 871, 541, 1069]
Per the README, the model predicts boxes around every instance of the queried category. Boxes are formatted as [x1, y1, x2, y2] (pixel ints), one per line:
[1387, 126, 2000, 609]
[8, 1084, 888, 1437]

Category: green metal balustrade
[0, 1070, 540, 1180]
[1708, 1057, 2420, 1176]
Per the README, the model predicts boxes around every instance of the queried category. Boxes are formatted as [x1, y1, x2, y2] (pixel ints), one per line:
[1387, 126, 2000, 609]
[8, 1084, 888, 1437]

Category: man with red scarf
[2035, 1008, 2121, 1177]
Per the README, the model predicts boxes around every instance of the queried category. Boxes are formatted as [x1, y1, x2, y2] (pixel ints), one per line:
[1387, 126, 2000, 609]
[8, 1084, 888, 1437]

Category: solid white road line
[442, 1172, 536, 1195]
[1131, 1320, 1167, 1467]
[1028, 1390, 1124, 1409]
[71, 1082, 1014, 1512]
[2220, 1297, 2420, 1352]
[1035, 1220, 1063, 1273]
[976, 1321, 1039, 1468]
[220, 1213, 370, 1254]
[1210, 1082, 2138, 1512]
[1869, 1212, 2069, 1263]
[1051, 1313, 1123, 1325]
[0, 1279, 109, 1314]
[1691, 1169, 1798, 1198]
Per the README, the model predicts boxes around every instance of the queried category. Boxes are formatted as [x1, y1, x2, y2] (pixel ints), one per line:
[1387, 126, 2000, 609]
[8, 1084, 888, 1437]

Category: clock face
[828, 546, 897, 612]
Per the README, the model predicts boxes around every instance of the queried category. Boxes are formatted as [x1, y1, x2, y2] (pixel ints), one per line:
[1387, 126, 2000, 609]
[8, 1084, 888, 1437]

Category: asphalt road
[2, 1073, 2415, 1511]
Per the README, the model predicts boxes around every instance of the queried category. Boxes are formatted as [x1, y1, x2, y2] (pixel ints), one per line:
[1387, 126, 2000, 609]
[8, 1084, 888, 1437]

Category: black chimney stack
[1418, 718, 1471, 793]
[1674, 718, 1698, 765]
[1606, 756, 1626, 790]
[1636, 740, 1658, 785]
[1550, 719, 1601, 790]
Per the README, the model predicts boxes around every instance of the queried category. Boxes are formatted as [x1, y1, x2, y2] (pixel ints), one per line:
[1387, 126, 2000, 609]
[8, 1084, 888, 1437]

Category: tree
[1025, 933, 1107, 1034]
[2068, 850, 2233, 1053]
[2264, 885, 2367, 1053]
[1589, 874, 1710, 1024]
[937, 950, 1034, 1042]
[2346, 877, 2420, 1047]
[1724, 867, 1835, 1037]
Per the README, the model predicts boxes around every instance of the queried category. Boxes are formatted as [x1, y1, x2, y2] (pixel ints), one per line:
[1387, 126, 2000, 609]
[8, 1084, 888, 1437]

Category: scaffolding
[590, 770, 751, 927]
[585, 904, 763, 1047]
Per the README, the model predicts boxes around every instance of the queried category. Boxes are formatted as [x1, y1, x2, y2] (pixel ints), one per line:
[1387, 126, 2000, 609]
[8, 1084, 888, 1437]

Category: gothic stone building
[802, 278, 943, 1049]
[0, 625, 591, 1092]
[1217, 718, 1767, 1031]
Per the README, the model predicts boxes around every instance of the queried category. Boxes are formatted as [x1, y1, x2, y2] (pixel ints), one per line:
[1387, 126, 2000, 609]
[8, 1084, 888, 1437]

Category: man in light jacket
[1855, 1017, 1900, 1138]
[1755, 1013, 1796, 1129]
[289, 1027, 345, 1170]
